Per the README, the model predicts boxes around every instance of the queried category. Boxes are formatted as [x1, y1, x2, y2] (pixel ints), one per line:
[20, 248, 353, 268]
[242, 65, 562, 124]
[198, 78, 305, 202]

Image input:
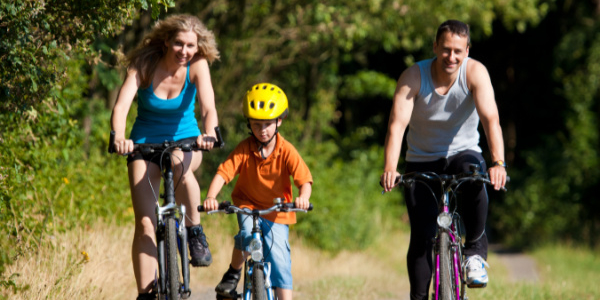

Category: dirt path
[188, 244, 540, 300]
[492, 245, 540, 283]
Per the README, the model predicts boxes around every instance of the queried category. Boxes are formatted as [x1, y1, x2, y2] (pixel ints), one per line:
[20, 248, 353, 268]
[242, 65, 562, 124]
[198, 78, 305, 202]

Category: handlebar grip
[108, 131, 116, 153]
[283, 202, 313, 211]
[198, 201, 232, 212]
[214, 126, 224, 148]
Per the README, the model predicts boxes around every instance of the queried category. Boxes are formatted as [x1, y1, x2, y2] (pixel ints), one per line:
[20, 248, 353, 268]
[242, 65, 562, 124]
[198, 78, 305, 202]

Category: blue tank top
[129, 63, 201, 143]
[406, 57, 482, 162]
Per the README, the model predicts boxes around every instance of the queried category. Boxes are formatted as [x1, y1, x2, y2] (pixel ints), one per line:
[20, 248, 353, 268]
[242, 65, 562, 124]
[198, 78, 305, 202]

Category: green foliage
[0, 0, 175, 286]
[491, 0, 600, 249]
[0, 58, 133, 277]
[294, 144, 405, 251]
[0, 0, 174, 112]
[339, 71, 397, 100]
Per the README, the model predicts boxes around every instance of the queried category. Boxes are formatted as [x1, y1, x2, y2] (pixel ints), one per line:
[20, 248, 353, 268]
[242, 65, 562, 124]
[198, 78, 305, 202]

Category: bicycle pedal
[216, 291, 240, 300]
[467, 282, 487, 288]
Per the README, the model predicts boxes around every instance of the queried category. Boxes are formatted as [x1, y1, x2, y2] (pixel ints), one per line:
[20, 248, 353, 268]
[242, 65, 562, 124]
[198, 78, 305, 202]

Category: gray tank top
[406, 57, 481, 162]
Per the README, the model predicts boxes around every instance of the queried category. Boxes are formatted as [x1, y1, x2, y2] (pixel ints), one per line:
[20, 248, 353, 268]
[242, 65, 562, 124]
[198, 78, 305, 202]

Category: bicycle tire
[251, 264, 267, 300]
[166, 217, 180, 300]
[438, 230, 455, 300]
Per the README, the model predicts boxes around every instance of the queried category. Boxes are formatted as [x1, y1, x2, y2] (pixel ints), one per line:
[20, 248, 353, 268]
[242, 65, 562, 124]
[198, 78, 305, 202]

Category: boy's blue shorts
[234, 214, 293, 290]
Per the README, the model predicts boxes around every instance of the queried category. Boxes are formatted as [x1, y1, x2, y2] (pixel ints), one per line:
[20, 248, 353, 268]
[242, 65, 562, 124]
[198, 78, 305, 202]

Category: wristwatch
[492, 160, 507, 168]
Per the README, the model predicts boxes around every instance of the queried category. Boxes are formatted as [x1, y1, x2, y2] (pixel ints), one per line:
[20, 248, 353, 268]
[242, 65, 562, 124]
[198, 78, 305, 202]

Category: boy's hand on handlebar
[381, 171, 401, 193]
[294, 197, 310, 210]
[196, 134, 216, 150]
[202, 197, 219, 212]
[488, 165, 507, 191]
[114, 138, 134, 155]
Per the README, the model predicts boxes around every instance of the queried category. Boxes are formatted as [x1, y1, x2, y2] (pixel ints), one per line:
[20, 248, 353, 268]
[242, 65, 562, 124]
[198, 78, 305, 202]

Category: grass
[1, 217, 599, 300]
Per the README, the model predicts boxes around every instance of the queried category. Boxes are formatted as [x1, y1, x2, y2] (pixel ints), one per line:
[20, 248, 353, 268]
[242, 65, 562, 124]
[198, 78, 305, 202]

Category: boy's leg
[276, 288, 293, 300]
[215, 215, 252, 296]
[261, 220, 293, 294]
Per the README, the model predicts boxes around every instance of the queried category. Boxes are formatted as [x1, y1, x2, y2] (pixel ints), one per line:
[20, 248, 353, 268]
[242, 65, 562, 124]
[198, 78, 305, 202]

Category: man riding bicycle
[380, 20, 508, 300]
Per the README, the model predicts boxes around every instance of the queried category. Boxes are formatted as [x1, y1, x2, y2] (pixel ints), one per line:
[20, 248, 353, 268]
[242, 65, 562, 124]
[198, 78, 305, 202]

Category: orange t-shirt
[216, 133, 313, 224]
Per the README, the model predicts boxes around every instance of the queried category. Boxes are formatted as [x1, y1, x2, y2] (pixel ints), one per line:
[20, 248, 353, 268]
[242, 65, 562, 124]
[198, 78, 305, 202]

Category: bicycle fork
[243, 226, 274, 300]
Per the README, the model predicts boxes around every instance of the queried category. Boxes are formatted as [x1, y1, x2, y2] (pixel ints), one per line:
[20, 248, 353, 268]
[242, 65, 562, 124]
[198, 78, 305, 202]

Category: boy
[202, 83, 313, 300]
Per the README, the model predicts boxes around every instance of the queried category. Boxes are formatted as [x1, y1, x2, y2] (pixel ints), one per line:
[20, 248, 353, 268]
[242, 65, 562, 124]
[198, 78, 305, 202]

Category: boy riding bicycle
[202, 83, 313, 300]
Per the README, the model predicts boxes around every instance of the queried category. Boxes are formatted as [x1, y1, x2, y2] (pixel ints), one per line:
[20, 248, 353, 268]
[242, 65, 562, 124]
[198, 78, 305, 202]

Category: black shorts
[126, 136, 198, 167]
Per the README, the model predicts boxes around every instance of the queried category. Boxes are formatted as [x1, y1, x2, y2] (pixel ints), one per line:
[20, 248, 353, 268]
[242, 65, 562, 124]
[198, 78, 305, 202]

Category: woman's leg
[172, 150, 203, 225]
[128, 159, 162, 293]
[171, 149, 212, 266]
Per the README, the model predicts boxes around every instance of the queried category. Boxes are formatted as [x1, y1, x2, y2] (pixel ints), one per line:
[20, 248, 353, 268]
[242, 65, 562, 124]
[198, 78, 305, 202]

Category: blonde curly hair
[127, 14, 220, 88]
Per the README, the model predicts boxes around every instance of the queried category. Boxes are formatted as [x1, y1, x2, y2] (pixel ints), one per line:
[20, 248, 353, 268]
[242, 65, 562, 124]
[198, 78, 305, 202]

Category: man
[381, 20, 507, 300]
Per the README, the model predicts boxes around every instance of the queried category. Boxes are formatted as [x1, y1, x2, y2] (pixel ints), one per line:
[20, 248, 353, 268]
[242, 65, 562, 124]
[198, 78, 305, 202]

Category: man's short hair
[436, 20, 471, 47]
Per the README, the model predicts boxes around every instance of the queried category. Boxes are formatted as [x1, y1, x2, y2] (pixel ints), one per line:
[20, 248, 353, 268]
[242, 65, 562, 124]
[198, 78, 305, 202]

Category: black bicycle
[109, 127, 224, 300]
[199, 199, 312, 300]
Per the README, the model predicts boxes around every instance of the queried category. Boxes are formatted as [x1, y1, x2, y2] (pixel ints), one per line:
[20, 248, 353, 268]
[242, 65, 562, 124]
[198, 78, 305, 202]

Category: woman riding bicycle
[110, 14, 220, 300]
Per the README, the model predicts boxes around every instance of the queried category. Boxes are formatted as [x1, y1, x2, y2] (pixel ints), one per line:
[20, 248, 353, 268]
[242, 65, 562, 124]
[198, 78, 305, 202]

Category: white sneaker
[464, 255, 490, 288]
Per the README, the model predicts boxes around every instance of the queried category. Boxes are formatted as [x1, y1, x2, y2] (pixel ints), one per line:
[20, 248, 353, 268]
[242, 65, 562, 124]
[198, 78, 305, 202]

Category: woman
[110, 14, 220, 300]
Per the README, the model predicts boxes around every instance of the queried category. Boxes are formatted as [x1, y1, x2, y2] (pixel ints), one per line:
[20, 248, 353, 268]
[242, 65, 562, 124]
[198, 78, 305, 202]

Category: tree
[0, 0, 174, 112]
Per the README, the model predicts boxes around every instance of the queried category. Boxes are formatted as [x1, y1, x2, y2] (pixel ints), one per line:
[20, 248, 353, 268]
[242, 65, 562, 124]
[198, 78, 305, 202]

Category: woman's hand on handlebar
[196, 134, 216, 150]
[381, 170, 401, 193]
[113, 137, 134, 155]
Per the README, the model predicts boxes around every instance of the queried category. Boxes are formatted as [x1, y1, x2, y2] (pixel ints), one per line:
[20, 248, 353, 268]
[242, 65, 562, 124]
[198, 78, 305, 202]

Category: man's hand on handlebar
[488, 165, 507, 191]
[381, 170, 401, 193]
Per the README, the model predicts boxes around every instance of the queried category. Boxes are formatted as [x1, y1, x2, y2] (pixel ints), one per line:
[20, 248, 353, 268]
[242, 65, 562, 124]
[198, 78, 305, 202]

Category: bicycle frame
[155, 153, 191, 299]
[433, 184, 465, 300]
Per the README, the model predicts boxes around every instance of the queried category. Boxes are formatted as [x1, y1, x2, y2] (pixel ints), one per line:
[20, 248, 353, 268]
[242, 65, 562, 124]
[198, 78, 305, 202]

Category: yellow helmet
[243, 83, 289, 120]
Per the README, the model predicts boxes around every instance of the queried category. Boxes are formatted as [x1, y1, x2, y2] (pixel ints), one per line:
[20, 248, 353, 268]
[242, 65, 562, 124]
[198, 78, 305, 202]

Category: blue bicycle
[199, 199, 312, 300]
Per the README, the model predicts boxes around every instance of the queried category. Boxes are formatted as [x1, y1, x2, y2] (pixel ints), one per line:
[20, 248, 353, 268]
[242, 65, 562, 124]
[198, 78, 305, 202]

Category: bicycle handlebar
[395, 169, 510, 192]
[108, 126, 225, 154]
[380, 164, 509, 192]
[198, 200, 313, 215]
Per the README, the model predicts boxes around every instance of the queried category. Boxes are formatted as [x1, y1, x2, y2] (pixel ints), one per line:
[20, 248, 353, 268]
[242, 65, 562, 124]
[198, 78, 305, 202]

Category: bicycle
[108, 127, 224, 300]
[199, 199, 313, 300]
[388, 164, 507, 300]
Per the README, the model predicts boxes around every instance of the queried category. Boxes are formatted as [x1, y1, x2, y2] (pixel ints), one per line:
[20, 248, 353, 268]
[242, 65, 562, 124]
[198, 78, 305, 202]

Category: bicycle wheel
[438, 230, 456, 300]
[166, 217, 180, 300]
[251, 264, 267, 300]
